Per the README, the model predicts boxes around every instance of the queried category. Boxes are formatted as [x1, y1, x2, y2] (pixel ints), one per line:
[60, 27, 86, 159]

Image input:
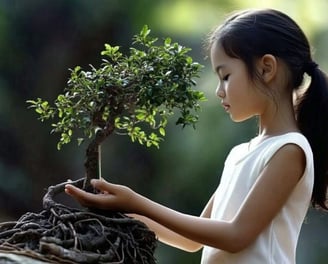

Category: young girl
[65, 9, 328, 263]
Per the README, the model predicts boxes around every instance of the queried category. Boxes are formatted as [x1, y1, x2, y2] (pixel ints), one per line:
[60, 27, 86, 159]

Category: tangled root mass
[0, 179, 157, 264]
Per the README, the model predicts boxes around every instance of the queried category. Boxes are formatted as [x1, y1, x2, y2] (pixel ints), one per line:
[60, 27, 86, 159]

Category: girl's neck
[257, 95, 299, 138]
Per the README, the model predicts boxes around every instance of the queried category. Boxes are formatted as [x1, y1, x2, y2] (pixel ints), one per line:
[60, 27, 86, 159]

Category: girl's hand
[65, 179, 137, 212]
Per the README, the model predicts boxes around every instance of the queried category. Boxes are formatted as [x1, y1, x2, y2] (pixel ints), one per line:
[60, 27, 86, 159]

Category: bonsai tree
[0, 26, 205, 263]
[28, 25, 205, 191]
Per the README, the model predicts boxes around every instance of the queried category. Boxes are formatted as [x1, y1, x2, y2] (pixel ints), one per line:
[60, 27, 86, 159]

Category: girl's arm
[127, 193, 214, 252]
[65, 144, 305, 253]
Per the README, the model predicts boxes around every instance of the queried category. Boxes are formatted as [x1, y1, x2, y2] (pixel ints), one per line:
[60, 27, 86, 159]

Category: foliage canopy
[28, 25, 205, 150]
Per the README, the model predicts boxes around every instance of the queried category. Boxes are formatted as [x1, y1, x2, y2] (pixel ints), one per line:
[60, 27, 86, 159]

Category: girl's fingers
[65, 179, 113, 198]
[64, 184, 86, 203]
[65, 179, 134, 211]
[65, 184, 100, 208]
[65, 181, 120, 210]
[64, 184, 83, 197]
[90, 179, 124, 196]
[91, 179, 114, 193]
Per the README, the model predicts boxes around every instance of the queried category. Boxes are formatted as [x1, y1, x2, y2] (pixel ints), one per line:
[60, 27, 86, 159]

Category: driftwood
[0, 179, 157, 264]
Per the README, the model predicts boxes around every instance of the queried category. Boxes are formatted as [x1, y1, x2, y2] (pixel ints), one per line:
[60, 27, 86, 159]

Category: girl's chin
[230, 114, 253, 123]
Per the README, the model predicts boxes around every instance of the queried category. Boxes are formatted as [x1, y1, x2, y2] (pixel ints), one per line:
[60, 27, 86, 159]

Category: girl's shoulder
[248, 132, 311, 153]
[255, 132, 313, 173]
[264, 132, 312, 155]
[226, 132, 313, 166]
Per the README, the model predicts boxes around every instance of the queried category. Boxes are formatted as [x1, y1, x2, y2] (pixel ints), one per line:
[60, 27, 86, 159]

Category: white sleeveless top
[201, 133, 314, 264]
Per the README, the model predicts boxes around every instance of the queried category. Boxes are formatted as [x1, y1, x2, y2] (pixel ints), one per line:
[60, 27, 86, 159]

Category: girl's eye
[223, 74, 230, 81]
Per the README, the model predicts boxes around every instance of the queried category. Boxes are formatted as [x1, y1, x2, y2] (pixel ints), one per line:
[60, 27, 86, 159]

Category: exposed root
[0, 179, 157, 263]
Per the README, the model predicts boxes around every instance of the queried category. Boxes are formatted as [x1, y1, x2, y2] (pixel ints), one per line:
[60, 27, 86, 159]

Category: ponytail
[297, 65, 328, 210]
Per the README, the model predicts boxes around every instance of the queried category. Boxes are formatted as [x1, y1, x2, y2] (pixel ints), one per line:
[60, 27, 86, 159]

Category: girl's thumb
[91, 179, 113, 192]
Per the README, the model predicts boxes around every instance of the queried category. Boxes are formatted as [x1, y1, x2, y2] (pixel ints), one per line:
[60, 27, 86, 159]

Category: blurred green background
[0, 0, 327, 263]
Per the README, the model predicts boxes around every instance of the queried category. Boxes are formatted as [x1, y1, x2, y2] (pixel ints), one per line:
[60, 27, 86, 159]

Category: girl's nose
[216, 84, 225, 98]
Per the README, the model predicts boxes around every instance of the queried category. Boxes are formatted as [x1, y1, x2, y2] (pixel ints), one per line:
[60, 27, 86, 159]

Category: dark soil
[0, 179, 157, 264]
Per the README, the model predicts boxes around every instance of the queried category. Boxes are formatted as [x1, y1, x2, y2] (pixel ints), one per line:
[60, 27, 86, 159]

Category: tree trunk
[83, 124, 114, 192]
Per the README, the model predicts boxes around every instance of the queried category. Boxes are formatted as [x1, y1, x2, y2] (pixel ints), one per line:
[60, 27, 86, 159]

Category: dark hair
[209, 9, 328, 210]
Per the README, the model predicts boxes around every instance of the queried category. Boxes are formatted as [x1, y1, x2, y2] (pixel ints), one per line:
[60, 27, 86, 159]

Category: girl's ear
[257, 54, 277, 84]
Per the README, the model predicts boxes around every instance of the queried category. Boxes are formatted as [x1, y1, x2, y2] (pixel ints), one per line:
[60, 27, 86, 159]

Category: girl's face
[210, 43, 268, 122]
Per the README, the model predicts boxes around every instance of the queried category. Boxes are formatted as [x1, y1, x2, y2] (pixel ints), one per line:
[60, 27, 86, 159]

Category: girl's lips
[221, 102, 230, 111]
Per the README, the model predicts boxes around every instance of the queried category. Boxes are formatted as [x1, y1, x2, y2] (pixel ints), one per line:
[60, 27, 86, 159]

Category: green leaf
[164, 37, 171, 46]
[141, 25, 150, 38]
[35, 108, 43, 114]
[159, 127, 165, 136]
